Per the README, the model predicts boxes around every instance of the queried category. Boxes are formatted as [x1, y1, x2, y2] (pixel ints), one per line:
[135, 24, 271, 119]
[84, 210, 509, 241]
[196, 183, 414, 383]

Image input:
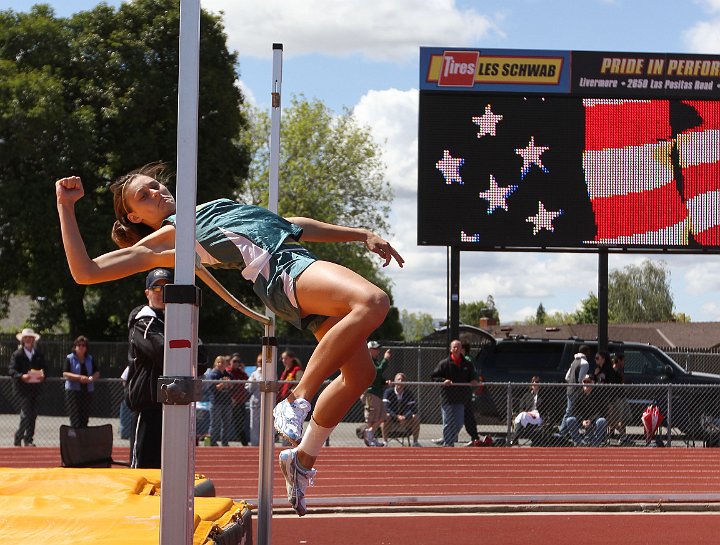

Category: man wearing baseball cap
[125, 268, 173, 468]
[359, 340, 391, 447]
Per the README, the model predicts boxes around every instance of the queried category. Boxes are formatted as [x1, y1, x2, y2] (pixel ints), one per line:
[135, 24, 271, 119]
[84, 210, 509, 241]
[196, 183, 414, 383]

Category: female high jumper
[56, 164, 404, 516]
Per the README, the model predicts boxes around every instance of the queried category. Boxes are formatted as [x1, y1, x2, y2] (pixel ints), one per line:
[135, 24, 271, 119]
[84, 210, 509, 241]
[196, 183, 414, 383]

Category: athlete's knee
[360, 287, 390, 324]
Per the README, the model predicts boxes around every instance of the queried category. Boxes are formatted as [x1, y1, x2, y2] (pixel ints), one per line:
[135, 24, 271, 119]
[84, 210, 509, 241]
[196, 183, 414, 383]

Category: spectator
[381, 373, 421, 447]
[608, 352, 629, 444]
[8, 328, 46, 447]
[228, 353, 250, 446]
[594, 350, 620, 384]
[461, 342, 481, 446]
[558, 344, 591, 436]
[509, 376, 543, 446]
[209, 355, 233, 446]
[612, 353, 625, 383]
[277, 350, 304, 403]
[563, 375, 608, 446]
[196, 365, 214, 445]
[430, 339, 479, 447]
[246, 353, 264, 446]
[360, 341, 390, 447]
[62, 335, 100, 428]
[126, 267, 172, 468]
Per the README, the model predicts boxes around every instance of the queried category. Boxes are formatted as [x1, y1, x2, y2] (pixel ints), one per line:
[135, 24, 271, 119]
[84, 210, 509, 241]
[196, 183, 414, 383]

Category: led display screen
[418, 49, 720, 251]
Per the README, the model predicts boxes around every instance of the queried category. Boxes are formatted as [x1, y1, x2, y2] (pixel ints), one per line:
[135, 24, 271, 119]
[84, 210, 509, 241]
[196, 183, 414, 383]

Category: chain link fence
[2, 342, 720, 448]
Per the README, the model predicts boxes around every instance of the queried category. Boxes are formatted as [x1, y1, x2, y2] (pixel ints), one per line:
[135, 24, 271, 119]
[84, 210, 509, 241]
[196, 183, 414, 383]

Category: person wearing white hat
[8, 328, 46, 446]
[359, 341, 392, 447]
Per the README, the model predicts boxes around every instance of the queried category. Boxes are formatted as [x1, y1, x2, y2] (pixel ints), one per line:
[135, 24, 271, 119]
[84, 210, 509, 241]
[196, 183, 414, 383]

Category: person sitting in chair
[509, 376, 542, 446]
[381, 373, 421, 447]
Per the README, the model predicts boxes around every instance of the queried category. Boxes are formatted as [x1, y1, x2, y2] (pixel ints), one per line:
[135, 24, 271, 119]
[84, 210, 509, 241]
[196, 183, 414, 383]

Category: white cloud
[353, 88, 418, 196]
[700, 301, 720, 321]
[683, 18, 720, 52]
[683, 261, 720, 294]
[700, 0, 720, 12]
[203, 0, 500, 61]
[237, 79, 257, 107]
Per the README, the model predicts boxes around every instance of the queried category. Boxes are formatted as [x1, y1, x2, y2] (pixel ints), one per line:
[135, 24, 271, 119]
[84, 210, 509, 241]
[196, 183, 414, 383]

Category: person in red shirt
[278, 351, 304, 404]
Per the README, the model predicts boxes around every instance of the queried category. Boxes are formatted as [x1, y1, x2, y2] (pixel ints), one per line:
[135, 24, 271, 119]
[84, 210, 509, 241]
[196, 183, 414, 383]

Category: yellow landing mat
[0, 467, 251, 545]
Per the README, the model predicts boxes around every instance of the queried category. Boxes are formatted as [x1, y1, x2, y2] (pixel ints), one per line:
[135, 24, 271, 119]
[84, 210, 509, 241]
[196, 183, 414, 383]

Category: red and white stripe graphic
[582, 99, 689, 245]
[678, 100, 720, 245]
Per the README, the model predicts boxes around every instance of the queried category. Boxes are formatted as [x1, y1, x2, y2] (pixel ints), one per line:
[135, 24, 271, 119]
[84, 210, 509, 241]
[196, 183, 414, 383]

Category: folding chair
[60, 424, 131, 468]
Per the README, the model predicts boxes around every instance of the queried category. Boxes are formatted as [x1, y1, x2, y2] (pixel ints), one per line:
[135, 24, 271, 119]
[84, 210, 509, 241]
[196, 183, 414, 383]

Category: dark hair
[109, 162, 172, 248]
[578, 344, 591, 357]
[596, 350, 611, 366]
[72, 335, 89, 353]
[530, 375, 540, 383]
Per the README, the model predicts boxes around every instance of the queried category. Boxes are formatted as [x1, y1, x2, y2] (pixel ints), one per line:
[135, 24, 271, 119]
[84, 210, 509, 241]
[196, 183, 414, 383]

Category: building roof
[482, 322, 720, 349]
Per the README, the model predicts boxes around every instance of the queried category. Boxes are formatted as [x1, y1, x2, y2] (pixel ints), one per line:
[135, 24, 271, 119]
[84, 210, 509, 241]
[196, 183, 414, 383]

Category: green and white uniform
[164, 198, 325, 331]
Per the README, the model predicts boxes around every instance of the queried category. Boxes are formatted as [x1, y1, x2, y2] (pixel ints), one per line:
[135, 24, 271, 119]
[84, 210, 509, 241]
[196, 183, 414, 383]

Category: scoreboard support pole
[597, 248, 609, 353]
[449, 246, 460, 342]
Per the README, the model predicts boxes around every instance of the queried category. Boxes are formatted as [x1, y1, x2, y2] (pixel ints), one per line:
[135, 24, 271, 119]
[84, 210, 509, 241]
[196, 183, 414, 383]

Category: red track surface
[272, 513, 720, 545]
[2, 446, 720, 544]
[2, 446, 719, 506]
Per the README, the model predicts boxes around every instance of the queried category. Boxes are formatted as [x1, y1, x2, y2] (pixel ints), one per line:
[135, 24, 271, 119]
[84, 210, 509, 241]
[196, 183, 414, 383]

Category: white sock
[297, 418, 334, 458]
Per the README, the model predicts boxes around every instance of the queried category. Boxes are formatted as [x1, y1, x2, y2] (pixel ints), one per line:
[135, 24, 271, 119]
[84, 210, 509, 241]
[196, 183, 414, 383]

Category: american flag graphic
[584, 99, 720, 246]
[418, 93, 720, 248]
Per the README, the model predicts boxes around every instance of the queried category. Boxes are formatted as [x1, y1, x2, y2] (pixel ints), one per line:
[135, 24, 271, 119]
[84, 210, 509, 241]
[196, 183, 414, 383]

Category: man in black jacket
[381, 373, 421, 446]
[126, 268, 172, 468]
[430, 339, 479, 447]
[8, 328, 46, 447]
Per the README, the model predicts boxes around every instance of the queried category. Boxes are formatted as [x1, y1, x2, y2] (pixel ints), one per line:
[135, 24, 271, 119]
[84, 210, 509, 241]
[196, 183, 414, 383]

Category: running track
[2, 446, 720, 544]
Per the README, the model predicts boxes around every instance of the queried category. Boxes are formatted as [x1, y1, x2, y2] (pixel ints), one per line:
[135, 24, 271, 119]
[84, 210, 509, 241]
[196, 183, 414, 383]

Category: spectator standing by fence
[559, 345, 591, 436]
[62, 335, 99, 428]
[431, 339, 479, 447]
[209, 356, 233, 447]
[246, 353, 263, 446]
[8, 328, 46, 447]
[228, 354, 250, 446]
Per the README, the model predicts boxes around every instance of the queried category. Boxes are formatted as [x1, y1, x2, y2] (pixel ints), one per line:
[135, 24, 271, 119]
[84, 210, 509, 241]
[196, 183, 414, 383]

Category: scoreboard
[418, 48, 720, 251]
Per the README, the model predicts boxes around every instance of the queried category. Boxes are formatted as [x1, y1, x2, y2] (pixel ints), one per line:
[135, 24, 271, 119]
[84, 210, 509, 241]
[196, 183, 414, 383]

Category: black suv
[472, 336, 720, 438]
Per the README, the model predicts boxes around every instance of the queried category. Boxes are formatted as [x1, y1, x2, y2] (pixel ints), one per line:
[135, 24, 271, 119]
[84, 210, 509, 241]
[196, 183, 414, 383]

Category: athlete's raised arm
[286, 216, 404, 268]
[56, 176, 175, 284]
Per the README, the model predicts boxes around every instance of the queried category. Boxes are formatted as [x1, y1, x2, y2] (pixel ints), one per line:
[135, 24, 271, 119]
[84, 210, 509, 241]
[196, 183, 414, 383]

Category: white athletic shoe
[279, 448, 316, 517]
[273, 398, 311, 446]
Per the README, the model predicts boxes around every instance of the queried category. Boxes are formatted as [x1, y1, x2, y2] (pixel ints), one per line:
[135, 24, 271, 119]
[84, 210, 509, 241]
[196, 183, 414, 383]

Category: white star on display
[435, 150, 464, 184]
[526, 201, 564, 235]
[515, 136, 550, 178]
[471, 104, 503, 138]
[478, 175, 518, 214]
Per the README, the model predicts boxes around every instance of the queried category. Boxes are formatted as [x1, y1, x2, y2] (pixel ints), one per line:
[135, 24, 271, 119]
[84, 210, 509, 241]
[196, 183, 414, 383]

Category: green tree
[459, 297, 499, 326]
[608, 260, 674, 322]
[0, 2, 250, 339]
[400, 310, 435, 341]
[534, 303, 547, 325]
[574, 292, 598, 324]
[240, 97, 402, 340]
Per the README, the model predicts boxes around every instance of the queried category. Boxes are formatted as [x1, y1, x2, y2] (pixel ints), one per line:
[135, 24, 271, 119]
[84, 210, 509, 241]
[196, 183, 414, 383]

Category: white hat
[16, 328, 40, 341]
[367, 340, 380, 349]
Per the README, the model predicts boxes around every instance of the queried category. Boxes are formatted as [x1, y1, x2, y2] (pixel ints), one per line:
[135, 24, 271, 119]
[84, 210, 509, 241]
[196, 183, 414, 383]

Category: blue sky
[5, 0, 720, 325]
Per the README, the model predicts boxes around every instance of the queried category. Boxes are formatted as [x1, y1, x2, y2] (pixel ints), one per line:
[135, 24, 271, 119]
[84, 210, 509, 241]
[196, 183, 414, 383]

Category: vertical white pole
[256, 42, 283, 545]
[160, 1, 200, 545]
